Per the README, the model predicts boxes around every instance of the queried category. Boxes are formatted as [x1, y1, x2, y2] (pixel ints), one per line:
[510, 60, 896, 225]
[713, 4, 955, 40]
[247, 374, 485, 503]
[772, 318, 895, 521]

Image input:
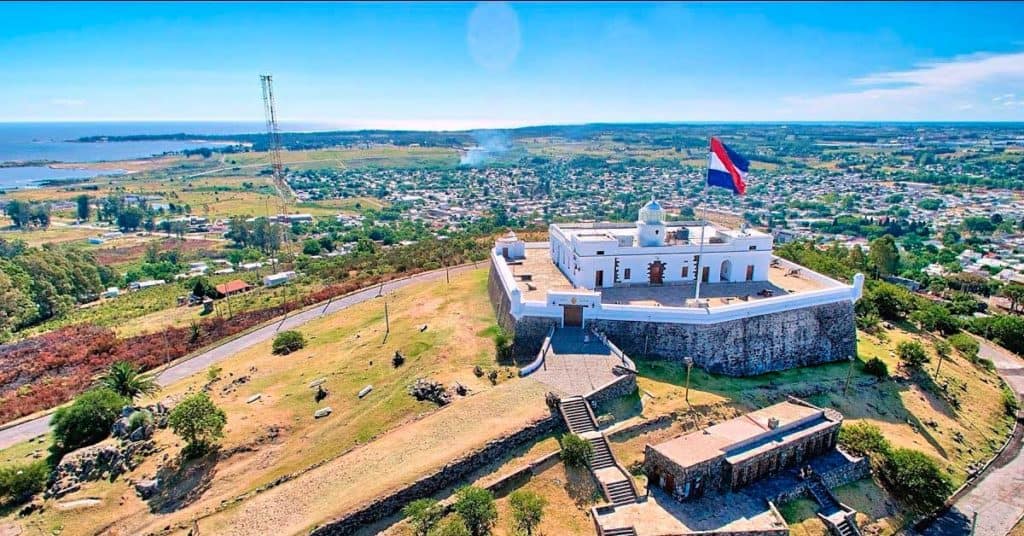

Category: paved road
[0, 263, 479, 451]
[919, 338, 1024, 536]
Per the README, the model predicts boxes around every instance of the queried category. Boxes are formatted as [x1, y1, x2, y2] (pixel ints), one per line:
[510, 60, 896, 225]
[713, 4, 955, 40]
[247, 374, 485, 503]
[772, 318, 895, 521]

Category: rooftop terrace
[507, 245, 840, 308]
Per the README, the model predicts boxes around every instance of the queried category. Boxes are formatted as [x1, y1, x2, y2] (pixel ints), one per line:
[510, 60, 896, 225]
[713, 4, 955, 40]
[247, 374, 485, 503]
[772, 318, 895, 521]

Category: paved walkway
[531, 328, 623, 396]
[919, 338, 1024, 536]
[0, 264, 479, 451]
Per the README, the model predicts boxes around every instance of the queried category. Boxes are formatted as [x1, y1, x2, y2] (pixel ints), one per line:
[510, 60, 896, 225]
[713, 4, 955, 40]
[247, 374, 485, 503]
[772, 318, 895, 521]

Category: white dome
[638, 198, 665, 224]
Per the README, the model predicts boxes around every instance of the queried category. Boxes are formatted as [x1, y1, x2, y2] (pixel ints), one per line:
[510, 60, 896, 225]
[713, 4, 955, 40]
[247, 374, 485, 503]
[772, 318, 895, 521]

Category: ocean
[0, 121, 333, 188]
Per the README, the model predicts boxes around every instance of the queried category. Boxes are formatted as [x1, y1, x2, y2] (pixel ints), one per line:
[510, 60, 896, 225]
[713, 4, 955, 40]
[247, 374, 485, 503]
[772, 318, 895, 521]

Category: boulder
[134, 478, 160, 500]
[314, 407, 333, 419]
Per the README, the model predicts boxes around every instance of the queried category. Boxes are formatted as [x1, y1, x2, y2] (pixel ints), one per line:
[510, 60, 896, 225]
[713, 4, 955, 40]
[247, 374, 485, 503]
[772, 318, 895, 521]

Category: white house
[549, 198, 773, 289]
[263, 271, 297, 287]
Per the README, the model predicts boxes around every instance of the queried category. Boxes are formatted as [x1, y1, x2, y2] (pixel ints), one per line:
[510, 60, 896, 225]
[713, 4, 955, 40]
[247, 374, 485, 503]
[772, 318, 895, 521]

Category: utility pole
[684, 356, 694, 407]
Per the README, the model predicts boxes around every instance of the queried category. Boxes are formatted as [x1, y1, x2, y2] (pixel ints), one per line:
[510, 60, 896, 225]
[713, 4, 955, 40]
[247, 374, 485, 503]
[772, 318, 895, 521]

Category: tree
[1000, 284, 1024, 313]
[117, 206, 145, 231]
[868, 235, 900, 275]
[190, 276, 218, 299]
[403, 498, 443, 536]
[880, 448, 953, 513]
[272, 330, 306, 355]
[51, 388, 127, 454]
[838, 422, 891, 458]
[560, 433, 592, 468]
[76, 194, 91, 222]
[508, 490, 547, 536]
[168, 392, 226, 457]
[302, 238, 322, 256]
[866, 281, 915, 321]
[897, 340, 929, 368]
[101, 361, 159, 400]
[909, 304, 960, 335]
[947, 333, 980, 361]
[453, 486, 497, 536]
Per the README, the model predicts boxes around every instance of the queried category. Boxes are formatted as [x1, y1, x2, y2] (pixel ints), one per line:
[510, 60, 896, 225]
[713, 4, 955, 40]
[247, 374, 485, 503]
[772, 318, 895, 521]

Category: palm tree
[101, 361, 160, 401]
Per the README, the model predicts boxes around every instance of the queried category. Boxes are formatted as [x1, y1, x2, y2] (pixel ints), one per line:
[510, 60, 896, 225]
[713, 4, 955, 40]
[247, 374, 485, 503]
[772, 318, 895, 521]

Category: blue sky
[3, 1, 1024, 127]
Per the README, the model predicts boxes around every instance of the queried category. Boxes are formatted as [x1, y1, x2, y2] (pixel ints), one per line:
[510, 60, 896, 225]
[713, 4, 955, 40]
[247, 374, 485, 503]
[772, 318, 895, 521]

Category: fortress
[488, 199, 863, 376]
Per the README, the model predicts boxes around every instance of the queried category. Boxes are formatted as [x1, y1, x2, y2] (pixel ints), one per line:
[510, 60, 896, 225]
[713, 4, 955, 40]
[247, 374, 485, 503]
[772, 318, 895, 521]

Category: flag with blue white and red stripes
[707, 137, 749, 195]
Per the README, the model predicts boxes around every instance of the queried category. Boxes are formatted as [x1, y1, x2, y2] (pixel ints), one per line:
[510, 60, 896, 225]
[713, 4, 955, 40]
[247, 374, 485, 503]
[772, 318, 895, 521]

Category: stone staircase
[602, 527, 638, 536]
[809, 478, 861, 536]
[560, 396, 597, 434]
[604, 478, 638, 506]
[587, 435, 616, 469]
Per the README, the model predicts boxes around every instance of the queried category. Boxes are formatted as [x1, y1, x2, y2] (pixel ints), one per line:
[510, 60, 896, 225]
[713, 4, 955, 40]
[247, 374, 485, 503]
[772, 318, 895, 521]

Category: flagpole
[694, 139, 711, 303]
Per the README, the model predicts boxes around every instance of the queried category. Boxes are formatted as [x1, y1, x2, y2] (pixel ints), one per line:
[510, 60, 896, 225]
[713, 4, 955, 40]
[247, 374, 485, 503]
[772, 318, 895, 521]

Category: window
[624, 268, 631, 280]
[655, 229, 659, 235]
[596, 250, 604, 255]
[681, 266, 689, 278]
[749, 245, 757, 250]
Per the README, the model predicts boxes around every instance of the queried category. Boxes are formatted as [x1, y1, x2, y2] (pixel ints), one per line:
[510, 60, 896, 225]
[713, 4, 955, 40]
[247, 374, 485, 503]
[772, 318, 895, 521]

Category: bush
[51, 387, 127, 455]
[493, 327, 512, 362]
[453, 486, 497, 536]
[1003, 386, 1020, 417]
[272, 330, 306, 355]
[509, 489, 547, 536]
[880, 448, 954, 513]
[838, 422, 891, 457]
[431, 514, 472, 536]
[402, 497, 442, 536]
[127, 408, 154, 431]
[947, 333, 980, 361]
[560, 433, 593, 468]
[897, 340, 929, 368]
[0, 461, 48, 505]
[168, 392, 227, 458]
[863, 357, 889, 379]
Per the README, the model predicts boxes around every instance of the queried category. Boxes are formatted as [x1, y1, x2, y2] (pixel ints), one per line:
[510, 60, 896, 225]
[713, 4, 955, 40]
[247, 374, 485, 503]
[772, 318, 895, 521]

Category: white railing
[519, 326, 555, 377]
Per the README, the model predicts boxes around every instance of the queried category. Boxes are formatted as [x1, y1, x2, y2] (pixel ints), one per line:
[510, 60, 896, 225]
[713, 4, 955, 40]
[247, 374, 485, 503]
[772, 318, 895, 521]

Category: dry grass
[1, 268, 554, 536]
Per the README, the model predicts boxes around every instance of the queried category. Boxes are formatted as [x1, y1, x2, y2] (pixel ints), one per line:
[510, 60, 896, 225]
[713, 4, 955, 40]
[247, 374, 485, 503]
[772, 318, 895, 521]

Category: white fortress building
[488, 198, 864, 377]
[549, 198, 772, 290]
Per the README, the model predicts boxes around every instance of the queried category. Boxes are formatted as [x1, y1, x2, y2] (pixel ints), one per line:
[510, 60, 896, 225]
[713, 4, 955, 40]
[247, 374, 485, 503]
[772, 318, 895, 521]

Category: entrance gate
[562, 305, 583, 327]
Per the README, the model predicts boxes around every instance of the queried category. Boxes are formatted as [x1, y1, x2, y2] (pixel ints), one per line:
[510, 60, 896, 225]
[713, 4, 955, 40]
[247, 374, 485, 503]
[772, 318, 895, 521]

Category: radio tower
[260, 74, 288, 216]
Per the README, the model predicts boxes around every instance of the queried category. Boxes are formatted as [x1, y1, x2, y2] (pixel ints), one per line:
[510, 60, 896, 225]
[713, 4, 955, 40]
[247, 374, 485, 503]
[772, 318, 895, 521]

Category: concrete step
[603, 528, 637, 536]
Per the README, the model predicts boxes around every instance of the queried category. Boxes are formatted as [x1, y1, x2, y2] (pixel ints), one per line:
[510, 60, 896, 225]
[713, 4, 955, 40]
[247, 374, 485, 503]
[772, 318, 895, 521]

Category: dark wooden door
[563, 305, 583, 327]
[595, 270, 604, 287]
[649, 261, 664, 285]
[746, 265, 755, 281]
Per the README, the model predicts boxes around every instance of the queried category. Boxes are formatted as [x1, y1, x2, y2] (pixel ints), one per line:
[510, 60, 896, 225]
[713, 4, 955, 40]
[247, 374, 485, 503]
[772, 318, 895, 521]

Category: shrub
[880, 448, 954, 513]
[101, 361, 159, 400]
[0, 461, 48, 505]
[933, 340, 951, 360]
[897, 340, 929, 368]
[402, 497, 443, 536]
[1003, 386, 1020, 417]
[392, 351, 405, 368]
[51, 387, 127, 455]
[863, 357, 889, 379]
[431, 515, 472, 536]
[560, 433, 593, 468]
[838, 422, 891, 457]
[487, 369, 498, 385]
[207, 365, 222, 382]
[509, 489, 547, 536]
[168, 392, 227, 458]
[127, 408, 154, 431]
[453, 486, 497, 536]
[947, 333, 980, 361]
[493, 327, 512, 362]
[272, 330, 306, 355]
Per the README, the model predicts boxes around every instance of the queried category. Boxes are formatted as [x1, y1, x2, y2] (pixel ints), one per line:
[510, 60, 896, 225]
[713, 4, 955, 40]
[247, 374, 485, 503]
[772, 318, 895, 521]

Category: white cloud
[786, 51, 1024, 119]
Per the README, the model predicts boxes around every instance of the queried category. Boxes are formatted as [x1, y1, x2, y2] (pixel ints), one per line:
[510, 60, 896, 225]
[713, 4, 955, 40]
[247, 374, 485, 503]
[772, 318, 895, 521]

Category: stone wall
[487, 261, 558, 360]
[587, 373, 638, 415]
[310, 413, 564, 536]
[589, 300, 856, 376]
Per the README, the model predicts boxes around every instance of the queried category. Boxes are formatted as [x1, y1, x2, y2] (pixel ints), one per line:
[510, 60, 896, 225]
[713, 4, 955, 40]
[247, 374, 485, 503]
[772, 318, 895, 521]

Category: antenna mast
[260, 74, 289, 216]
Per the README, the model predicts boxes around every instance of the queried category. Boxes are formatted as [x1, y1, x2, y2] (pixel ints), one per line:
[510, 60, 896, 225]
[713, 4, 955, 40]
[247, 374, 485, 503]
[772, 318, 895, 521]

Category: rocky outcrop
[46, 440, 156, 499]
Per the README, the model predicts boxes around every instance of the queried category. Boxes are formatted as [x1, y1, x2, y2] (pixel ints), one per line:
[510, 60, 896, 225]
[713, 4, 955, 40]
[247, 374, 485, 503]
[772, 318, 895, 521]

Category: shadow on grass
[564, 464, 603, 507]
[146, 449, 219, 514]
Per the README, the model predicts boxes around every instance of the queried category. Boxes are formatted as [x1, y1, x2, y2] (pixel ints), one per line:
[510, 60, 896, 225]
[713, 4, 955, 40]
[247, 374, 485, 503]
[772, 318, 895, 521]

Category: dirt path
[0, 263, 480, 450]
[181, 379, 550, 536]
[919, 338, 1024, 536]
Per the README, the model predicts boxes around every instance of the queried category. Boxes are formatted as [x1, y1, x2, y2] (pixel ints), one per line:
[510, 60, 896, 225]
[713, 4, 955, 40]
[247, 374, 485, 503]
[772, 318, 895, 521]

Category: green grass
[777, 497, 821, 524]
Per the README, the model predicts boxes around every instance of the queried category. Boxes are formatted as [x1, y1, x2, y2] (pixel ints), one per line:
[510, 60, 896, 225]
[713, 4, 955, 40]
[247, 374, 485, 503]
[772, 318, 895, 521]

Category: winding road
[919, 338, 1024, 536]
[0, 263, 479, 451]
